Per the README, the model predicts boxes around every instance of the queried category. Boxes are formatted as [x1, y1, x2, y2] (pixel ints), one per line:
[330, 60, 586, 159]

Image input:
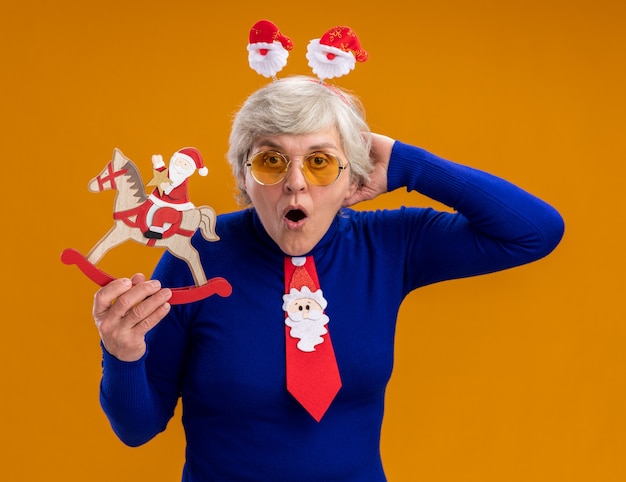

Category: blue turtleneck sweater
[100, 141, 564, 481]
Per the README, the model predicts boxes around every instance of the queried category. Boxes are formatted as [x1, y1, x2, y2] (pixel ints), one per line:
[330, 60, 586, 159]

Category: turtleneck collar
[249, 207, 346, 257]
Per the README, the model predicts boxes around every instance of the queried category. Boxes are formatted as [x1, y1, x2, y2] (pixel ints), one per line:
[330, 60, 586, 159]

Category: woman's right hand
[93, 273, 172, 362]
[343, 133, 395, 206]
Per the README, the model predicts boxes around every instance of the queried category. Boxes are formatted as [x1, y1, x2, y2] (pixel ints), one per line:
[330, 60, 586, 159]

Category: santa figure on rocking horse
[145, 147, 208, 240]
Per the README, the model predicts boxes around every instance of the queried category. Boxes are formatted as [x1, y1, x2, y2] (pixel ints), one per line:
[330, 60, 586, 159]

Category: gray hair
[227, 76, 372, 205]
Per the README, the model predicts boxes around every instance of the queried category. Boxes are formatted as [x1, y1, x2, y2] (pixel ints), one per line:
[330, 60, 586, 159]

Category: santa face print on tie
[282, 284, 329, 352]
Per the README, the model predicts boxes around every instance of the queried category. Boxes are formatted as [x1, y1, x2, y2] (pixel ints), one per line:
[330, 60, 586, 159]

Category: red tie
[283, 256, 342, 421]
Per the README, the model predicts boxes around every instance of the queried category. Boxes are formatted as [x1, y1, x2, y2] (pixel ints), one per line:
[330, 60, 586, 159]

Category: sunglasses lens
[303, 153, 341, 186]
[249, 151, 288, 185]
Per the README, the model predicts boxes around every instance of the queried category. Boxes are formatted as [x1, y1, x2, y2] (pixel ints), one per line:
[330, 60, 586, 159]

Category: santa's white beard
[248, 43, 289, 78]
[169, 163, 193, 187]
[285, 312, 329, 352]
[306, 41, 356, 80]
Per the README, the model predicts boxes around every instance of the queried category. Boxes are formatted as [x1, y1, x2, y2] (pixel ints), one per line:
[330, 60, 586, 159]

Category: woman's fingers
[92, 276, 172, 362]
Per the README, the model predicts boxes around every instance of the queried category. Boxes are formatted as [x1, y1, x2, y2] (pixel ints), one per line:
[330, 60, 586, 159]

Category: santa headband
[247, 19, 368, 82]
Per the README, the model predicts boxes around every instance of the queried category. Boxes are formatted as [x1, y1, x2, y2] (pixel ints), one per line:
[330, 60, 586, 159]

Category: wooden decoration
[61, 148, 232, 304]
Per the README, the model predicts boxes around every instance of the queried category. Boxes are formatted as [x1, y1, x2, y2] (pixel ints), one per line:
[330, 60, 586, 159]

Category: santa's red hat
[249, 19, 293, 51]
[283, 257, 328, 310]
[290, 256, 314, 290]
[172, 147, 208, 176]
[318, 26, 368, 62]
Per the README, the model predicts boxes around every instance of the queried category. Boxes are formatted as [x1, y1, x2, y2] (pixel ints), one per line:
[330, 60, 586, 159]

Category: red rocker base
[61, 248, 232, 304]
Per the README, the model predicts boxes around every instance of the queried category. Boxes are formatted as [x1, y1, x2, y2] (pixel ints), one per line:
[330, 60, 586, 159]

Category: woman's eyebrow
[308, 142, 338, 151]
[256, 141, 283, 151]
[254, 140, 338, 152]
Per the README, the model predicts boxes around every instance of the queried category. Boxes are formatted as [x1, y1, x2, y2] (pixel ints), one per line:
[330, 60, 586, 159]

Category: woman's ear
[239, 166, 249, 189]
[344, 178, 359, 201]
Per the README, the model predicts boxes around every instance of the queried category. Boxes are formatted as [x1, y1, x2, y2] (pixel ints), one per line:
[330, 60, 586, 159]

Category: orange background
[2, 1, 624, 480]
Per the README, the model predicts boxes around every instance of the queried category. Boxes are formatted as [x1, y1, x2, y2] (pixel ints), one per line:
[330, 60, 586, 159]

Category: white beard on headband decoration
[247, 42, 290, 78]
[306, 40, 357, 81]
[282, 286, 330, 352]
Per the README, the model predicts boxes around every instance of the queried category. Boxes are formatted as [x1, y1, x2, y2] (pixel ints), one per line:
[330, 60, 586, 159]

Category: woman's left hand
[343, 133, 394, 206]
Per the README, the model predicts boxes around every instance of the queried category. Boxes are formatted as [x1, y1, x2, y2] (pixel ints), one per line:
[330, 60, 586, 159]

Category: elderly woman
[93, 76, 564, 481]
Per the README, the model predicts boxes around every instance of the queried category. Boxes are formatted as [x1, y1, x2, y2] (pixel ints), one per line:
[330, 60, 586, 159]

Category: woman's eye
[264, 154, 285, 168]
[308, 155, 329, 169]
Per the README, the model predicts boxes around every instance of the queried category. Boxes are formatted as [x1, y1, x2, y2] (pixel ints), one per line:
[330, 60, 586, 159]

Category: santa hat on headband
[306, 26, 368, 81]
[247, 20, 293, 78]
[172, 147, 208, 176]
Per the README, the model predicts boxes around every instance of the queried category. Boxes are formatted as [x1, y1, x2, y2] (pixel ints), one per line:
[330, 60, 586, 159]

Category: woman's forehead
[253, 127, 341, 152]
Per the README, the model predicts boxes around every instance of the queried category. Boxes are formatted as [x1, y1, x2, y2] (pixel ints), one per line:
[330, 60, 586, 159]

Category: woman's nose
[283, 159, 307, 192]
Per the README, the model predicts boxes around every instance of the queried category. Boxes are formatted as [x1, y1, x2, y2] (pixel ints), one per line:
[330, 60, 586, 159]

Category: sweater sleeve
[99, 255, 193, 447]
[386, 141, 565, 288]
[99, 346, 173, 446]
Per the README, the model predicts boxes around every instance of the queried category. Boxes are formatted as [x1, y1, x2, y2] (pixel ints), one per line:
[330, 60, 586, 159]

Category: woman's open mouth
[284, 208, 308, 229]
[285, 209, 306, 222]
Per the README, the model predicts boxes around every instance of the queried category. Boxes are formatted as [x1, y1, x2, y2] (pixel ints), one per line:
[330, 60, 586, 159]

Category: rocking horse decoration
[61, 147, 232, 304]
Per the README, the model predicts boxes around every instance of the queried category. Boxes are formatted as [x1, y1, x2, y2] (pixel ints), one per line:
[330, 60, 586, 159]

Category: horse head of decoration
[61, 147, 232, 304]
